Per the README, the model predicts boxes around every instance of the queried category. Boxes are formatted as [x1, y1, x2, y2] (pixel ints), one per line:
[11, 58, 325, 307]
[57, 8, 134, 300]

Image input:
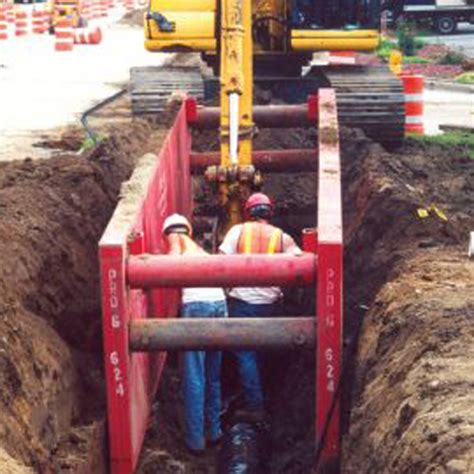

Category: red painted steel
[302, 228, 318, 254]
[316, 89, 343, 473]
[191, 104, 315, 129]
[99, 104, 192, 474]
[190, 149, 318, 173]
[127, 254, 317, 289]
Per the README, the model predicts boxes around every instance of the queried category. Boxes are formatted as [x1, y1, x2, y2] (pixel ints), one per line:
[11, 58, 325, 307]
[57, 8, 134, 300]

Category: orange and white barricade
[15, 8, 29, 36]
[329, 51, 356, 65]
[401, 74, 424, 135]
[74, 25, 102, 44]
[55, 16, 74, 51]
[0, 4, 8, 40]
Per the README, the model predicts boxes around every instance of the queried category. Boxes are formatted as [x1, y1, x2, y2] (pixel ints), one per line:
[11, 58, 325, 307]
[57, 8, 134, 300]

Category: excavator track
[130, 66, 204, 114]
[320, 65, 405, 147]
[130, 64, 405, 147]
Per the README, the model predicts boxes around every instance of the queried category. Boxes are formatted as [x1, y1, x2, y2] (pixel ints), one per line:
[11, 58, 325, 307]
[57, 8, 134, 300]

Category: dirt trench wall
[0, 121, 157, 470]
[339, 132, 474, 472]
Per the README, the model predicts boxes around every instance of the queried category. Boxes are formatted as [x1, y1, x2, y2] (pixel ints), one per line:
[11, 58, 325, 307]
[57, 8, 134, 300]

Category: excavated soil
[1, 92, 473, 474]
[0, 114, 172, 472]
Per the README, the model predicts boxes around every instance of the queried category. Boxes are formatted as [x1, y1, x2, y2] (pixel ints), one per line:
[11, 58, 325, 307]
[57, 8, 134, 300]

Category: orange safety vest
[237, 222, 283, 255]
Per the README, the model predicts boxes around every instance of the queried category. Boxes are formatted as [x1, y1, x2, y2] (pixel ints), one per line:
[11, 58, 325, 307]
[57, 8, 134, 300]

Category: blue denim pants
[227, 298, 278, 411]
[181, 300, 227, 450]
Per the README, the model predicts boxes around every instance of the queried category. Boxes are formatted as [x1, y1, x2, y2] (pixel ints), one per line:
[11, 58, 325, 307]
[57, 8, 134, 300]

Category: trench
[0, 102, 473, 473]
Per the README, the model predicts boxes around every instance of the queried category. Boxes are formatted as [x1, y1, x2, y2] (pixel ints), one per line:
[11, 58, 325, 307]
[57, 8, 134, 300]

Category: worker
[163, 214, 228, 454]
[219, 193, 301, 416]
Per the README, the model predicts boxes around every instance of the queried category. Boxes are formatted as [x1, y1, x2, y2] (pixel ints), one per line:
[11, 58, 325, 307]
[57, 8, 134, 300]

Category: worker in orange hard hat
[163, 214, 228, 454]
[219, 193, 301, 416]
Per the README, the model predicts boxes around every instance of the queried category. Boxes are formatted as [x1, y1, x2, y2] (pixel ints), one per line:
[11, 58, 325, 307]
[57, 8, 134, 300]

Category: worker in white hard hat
[162, 213, 227, 455]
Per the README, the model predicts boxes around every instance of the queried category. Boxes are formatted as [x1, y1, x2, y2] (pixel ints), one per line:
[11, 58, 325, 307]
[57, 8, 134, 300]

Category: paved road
[0, 11, 166, 161]
[421, 24, 474, 58]
[424, 88, 474, 135]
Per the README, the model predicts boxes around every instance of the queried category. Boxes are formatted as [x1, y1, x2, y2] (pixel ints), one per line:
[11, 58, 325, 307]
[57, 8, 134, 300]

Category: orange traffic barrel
[54, 17, 74, 51]
[32, 9, 45, 34]
[0, 5, 8, 41]
[5, 4, 15, 24]
[401, 74, 424, 135]
[73, 25, 102, 44]
[99, 0, 108, 17]
[328, 51, 356, 65]
[15, 9, 29, 36]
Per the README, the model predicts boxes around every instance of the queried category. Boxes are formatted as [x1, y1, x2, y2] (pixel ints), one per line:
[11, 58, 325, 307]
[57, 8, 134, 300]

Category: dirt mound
[0, 118, 169, 471]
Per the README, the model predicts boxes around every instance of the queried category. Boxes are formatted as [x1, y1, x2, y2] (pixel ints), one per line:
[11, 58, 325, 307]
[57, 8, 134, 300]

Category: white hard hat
[162, 213, 192, 235]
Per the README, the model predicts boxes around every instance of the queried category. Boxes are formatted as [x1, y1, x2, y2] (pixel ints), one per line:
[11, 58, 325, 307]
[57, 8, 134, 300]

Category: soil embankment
[0, 118, 169, 471]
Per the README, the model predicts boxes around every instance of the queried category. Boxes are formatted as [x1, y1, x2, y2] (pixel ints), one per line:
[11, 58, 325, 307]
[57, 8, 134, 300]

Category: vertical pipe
[229, 92, 240, 164]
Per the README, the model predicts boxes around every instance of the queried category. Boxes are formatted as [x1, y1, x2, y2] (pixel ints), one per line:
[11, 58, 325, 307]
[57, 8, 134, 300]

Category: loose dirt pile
[0, 116, 170, 472]
[0, 95, 473, 474]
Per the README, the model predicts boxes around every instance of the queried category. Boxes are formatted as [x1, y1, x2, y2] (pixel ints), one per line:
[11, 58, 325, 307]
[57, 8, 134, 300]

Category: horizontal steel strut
[129, 317, 315, 351]
[127, 254, 317, 289]
[190, 149, 318, 174]
[188, 104, 316, 129]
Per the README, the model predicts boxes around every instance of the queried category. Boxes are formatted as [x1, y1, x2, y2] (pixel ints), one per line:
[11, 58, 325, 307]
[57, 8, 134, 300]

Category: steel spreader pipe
[127, 254, 316, 289]
[190, 149, 318, 174]
[129, 317, 315, 351]
[192, 104, 314, 129]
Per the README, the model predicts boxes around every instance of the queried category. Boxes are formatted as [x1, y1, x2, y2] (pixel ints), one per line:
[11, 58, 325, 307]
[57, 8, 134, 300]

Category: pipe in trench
[129, 317, 315, 352]
[190, 104, 314, 129]
[190, 149, 318, 174]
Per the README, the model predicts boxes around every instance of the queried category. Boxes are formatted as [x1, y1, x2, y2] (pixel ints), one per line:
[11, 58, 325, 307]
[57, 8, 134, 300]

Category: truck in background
[382, 0, 474, 34]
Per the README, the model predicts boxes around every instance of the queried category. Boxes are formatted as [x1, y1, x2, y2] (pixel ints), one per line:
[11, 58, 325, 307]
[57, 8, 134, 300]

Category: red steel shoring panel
[99, 104, 192, 474]
[316, 89, 343, 473]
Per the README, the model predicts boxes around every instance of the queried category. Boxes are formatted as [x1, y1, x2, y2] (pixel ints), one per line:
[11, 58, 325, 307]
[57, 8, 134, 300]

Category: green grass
[377, 37, 397, 59]
[456, 72, 474, 85]
[79, 134, 105, 153]
[403, 56, 430, 64]
[409, 131, 474, 159]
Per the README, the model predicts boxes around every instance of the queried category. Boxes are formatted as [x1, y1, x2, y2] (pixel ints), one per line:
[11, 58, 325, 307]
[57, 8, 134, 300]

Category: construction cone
[73, 26, 102, 44]
[54, 16, 74, 51]
[0, 5, 8, 41]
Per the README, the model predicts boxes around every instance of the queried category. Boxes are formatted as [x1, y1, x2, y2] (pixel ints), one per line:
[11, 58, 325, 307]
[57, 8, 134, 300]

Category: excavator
[132, 0, 405, 229]
[99, 1, 406, 473]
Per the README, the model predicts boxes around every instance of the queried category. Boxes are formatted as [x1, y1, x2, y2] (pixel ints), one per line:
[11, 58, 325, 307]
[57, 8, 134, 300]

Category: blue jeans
[181, 300, 227, 450]
[227, 298, 278, 411]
